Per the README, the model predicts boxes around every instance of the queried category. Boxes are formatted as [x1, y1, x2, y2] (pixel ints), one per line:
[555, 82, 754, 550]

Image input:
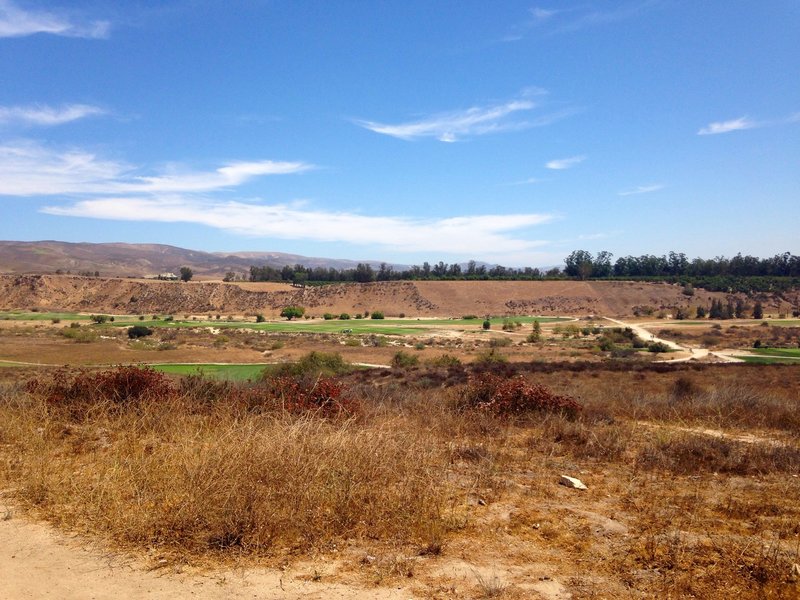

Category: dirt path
[0, 504, 413, 600]
[602, 317, 745, 363]
[635, 421, 792, 447]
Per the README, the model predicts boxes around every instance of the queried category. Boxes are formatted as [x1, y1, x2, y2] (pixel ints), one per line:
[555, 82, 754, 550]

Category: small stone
[559, 475, 588, 490]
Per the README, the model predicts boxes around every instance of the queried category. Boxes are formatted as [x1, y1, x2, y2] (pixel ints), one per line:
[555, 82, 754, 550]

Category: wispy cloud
[697, 112, 799, 135]
[697, 117, 756, 136]
[355, 89, 572, 142]
[503, 2, 657, 41]
[0, 0, 109, 39]
[0, 103, 106, 127]
[530, 7, 559, 22]
[0, 141, 312, 196]
[43, 197, 554, 256]
[0, 140, 554, 258]
[618, 183, 663, 196]
[545, 155, 585, 170]
[503, 177, 544, 186]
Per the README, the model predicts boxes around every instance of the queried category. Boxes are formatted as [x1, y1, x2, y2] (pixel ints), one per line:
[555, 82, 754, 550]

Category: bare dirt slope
[0, 274, 750, 317]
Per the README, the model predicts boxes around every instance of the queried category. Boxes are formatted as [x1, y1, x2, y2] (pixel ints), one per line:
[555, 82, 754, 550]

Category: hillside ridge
[2, 274, 787, 318]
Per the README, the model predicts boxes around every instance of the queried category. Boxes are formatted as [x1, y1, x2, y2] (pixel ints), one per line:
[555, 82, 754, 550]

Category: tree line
[564, 250, 800, 279]
[247, 261, 558, 284]
[246, 250, 799, 292]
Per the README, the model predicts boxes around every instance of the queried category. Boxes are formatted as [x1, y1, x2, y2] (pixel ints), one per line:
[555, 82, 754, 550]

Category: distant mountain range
[0, 241, 406, 279]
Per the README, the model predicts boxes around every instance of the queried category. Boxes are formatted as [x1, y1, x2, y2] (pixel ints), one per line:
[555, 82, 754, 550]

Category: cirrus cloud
[0, 0, 109, 39]
[355, 89, 574, 142]
[618, 183, 663, 196]
[0, 140, 556, 258]
[545, 155, 585, 170]
[697, 112, 800, 135]
[0, 103, 106, 127]
[43, 197, 554, 256]
[0, 141, 312, 196]
[697, 117, 756, 136]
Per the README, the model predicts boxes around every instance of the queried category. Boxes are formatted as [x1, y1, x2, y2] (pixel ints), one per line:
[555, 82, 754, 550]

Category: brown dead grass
[2, 362, 799, 598]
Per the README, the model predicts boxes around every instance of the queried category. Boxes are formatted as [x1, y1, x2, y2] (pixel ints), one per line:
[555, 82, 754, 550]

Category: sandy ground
[0, 505, 414, 600]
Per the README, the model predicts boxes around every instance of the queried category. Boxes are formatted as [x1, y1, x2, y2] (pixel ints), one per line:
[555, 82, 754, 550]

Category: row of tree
[564, 250, 800, 279]
[248, 261, 556, 284]
[246, 251, 799, 287]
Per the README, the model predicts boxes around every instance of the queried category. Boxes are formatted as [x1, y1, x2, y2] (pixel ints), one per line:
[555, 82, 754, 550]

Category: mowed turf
[110, 315, 569, 335]
[0, 311, 86, 321]
[739, 356, 800, 364]
[748, 348, 800, 358]
[150, 363, 270, 381]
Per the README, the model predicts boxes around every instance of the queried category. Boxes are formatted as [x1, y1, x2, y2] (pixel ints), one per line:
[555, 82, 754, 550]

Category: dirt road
[602, 317, 744, 363]
[0, 504, 413, 600]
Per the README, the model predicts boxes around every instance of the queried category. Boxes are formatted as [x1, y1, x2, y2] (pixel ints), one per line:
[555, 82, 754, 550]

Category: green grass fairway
[767, 320, 800, 327]
[749, 348, 800, 358]
[150, 363, 270, 381]
[739, 355, 800, 365]
[111, 315, 568, 336]
[0, 311, 86, 321]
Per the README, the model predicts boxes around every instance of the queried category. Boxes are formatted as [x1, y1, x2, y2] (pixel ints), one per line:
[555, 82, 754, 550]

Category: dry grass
[1, 374, 448, 559]
[2, 362, 800, 598]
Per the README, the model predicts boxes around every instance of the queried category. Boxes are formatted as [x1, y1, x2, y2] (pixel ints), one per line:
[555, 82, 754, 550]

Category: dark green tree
[179, 266, 193, 282]
[564, 250, 594, 280]
[280, 306, 305, 320]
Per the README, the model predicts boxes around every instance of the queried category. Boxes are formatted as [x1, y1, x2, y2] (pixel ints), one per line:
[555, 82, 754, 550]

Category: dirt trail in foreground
[0, 508, 411, 600]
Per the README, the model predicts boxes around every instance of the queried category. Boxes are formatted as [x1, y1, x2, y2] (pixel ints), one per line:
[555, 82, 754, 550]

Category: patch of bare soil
[1, 274, 779, 318]
[0, 510, 412, 599]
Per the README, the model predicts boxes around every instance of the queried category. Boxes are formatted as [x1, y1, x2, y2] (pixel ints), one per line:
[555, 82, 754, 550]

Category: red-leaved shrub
[463, 373, 581, 417]
[244, 376, 356, 417]
[26, 366, 175, 416]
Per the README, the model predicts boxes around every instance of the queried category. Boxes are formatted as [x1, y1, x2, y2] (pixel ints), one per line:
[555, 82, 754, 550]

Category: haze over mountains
[0, 241, 407, 279]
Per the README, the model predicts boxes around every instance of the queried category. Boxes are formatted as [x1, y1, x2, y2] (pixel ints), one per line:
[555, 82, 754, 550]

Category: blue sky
[0, 1, 798, 267]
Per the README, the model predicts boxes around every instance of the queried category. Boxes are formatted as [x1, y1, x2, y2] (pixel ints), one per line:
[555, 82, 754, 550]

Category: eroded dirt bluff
[0, 275, 759, 317]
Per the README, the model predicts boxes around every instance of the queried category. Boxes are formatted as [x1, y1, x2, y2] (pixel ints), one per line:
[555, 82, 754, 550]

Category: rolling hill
[0, 241, 393, 279]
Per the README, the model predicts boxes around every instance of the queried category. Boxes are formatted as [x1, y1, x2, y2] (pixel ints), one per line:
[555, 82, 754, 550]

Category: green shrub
[60, 327, 98, 343]
[598, 336, 616, 351]
[648, 341, 671, 353]
[280, 306, 305, 320]
[255, 314, 266, 323]
[474, 349, 507, 364]
[391, 351, 419, 368]
[371, 311, 385, 320]
[339, 313, 351, 320]
[89, 314, 109, 324]
[128, 325, 153, 339]
[428, 354, 461, 367]
[323, 313, 334, 320]
[266, 351, 352, 380]
[482, 319, 491, 330]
